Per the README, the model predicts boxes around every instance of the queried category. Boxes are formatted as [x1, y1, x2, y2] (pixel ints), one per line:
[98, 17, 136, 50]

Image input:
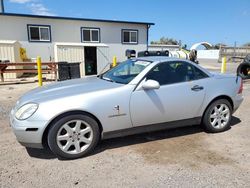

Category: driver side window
[146, 61, 206, 86]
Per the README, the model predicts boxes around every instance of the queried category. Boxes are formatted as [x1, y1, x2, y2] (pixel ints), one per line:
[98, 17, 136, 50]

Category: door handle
[191, 85, 204, 91]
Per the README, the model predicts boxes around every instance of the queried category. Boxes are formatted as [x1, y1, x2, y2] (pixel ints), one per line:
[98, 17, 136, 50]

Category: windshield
[100, 59, 151, 84]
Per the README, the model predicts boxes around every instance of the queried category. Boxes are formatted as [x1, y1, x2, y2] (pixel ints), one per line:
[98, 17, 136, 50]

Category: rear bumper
[232, 94, 243, 113]
[10, 109, 47, 149]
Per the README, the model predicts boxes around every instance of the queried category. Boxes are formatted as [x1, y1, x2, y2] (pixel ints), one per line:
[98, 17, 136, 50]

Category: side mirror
[142, 80, 160, 90]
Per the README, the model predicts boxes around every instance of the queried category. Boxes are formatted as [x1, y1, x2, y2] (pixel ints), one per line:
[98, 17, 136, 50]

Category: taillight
[238, 78, 243, 94]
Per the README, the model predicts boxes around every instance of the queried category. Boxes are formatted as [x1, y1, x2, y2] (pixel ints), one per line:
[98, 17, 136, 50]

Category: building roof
[0, 40, 19, 44]
[149, 44, 180, 48]
[0, 12, 155, 26]
[55, 42, 108, 47]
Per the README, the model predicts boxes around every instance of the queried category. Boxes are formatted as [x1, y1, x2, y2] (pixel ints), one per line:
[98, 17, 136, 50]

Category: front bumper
[10, 109, 47, 149]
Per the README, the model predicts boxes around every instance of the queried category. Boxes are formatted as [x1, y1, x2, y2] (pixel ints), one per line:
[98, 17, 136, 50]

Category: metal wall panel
[56, 44, 111, 77]
[0, 41, 22, 79]
[56, 45, 85, 76]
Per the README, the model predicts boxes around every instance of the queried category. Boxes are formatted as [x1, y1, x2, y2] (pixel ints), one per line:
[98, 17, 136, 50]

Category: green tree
[212, 43, 227, 49]
[151, 37, 179, 45]
[243, 42, 250, 47]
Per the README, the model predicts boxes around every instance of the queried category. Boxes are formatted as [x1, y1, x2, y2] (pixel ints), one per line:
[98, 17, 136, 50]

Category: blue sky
[3, 0, 250, 47]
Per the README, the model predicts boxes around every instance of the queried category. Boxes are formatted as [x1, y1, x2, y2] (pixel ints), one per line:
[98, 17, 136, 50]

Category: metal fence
[219, 46, 250, 63]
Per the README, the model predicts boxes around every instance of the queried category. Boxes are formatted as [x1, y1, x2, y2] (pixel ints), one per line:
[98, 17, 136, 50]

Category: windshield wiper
[113, 80, 125, 84]
[101, 76, 114, 82]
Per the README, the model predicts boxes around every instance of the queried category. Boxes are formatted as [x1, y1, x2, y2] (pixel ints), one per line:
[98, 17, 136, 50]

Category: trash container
[69, 62, 81, 79]
[58, 61, 70, 81]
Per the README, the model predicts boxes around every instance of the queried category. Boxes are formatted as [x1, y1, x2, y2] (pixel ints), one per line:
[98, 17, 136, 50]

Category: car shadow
[230, 116, 241, 126]
[93, 116, 241, 156]
[92, 124, 203, 156]
[26, 147, 56, 159]
[25, 116, 241, 160]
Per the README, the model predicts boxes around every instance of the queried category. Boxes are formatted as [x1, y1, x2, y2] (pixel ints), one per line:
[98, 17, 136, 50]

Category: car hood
[17, 76, 122, 106]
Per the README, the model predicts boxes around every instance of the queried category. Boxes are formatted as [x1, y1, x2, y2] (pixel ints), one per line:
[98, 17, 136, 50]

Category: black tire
[237, 62, 250, 80]
[202, 99, 232, 133]
[144, 51, 150, 56]
[47, 114, 100, 159]
[156, 51, 161, 56]
[164, 50, 169, 56]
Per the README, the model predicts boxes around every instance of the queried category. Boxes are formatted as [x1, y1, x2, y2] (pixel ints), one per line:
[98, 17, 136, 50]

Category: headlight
[15, 103, 38, 120]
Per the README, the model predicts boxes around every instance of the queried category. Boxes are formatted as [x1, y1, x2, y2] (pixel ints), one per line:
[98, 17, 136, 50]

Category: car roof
[133, 56, 212, 77]
[134, 56, 186, 63]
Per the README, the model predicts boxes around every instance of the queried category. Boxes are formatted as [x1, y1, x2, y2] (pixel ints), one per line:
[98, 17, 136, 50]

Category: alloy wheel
[56, 120, 93, 154]
[209, 104, 230, 129]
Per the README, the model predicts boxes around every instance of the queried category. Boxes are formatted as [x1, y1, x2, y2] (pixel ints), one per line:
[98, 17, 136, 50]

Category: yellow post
[221, 56, 227, 73]
[112, 56, 117, 67]
[37, 56, 43, 86]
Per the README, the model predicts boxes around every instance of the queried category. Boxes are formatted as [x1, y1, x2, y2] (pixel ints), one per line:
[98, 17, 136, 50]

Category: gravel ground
[1, 66, 250, 187]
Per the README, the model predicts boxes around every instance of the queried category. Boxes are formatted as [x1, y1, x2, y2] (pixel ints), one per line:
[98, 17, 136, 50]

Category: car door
[129, 60, 208, 127]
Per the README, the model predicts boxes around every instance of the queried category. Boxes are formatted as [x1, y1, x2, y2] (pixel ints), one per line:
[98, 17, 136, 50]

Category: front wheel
[202, 99, 232, 133]
[47, 114, 100, 159]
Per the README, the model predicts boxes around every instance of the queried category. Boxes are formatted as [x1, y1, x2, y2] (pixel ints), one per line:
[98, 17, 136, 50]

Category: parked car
[237, 54, 250, 80]
[10, 57, 243, 159]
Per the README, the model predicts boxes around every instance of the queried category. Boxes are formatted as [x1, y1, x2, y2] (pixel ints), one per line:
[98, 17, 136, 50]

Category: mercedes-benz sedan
[10, 57, 243, 159]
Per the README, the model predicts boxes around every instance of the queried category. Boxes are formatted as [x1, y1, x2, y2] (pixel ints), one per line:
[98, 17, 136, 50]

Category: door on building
[84, 47, 97, 75]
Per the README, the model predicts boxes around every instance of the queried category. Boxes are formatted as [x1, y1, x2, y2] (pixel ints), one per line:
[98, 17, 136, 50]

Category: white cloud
[28, 3, 56, 16]
[9, 0, 33, 4]
[9, 0, 56, 16]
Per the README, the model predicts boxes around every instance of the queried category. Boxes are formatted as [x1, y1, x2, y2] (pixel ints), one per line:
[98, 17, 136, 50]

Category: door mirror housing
[142, 80, 160, 90]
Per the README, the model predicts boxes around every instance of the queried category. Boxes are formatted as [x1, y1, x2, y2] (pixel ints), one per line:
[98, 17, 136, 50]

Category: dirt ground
[1, 61, 250, 188]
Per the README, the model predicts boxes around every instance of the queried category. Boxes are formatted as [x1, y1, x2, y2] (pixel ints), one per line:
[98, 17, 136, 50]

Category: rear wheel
[202, 99, 232, 133]
[48, 114, 100, 159]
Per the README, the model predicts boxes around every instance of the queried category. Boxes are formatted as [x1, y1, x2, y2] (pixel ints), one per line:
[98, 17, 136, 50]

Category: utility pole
[0, 0, 4, 13]
[179, 40, 182, 50]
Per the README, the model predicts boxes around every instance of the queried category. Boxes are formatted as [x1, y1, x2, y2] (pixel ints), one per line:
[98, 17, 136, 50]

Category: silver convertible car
[10, 57, 243, 159]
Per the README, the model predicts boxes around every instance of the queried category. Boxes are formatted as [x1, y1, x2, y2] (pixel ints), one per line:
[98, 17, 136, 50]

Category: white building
[190, 42, 219, 60]
[0, 13, 154, 76]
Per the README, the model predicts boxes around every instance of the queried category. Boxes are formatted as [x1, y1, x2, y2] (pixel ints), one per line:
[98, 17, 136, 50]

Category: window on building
[81, 28, 100, 42]
[122, 30, 138, 44]
[27, 25, 51, 42]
